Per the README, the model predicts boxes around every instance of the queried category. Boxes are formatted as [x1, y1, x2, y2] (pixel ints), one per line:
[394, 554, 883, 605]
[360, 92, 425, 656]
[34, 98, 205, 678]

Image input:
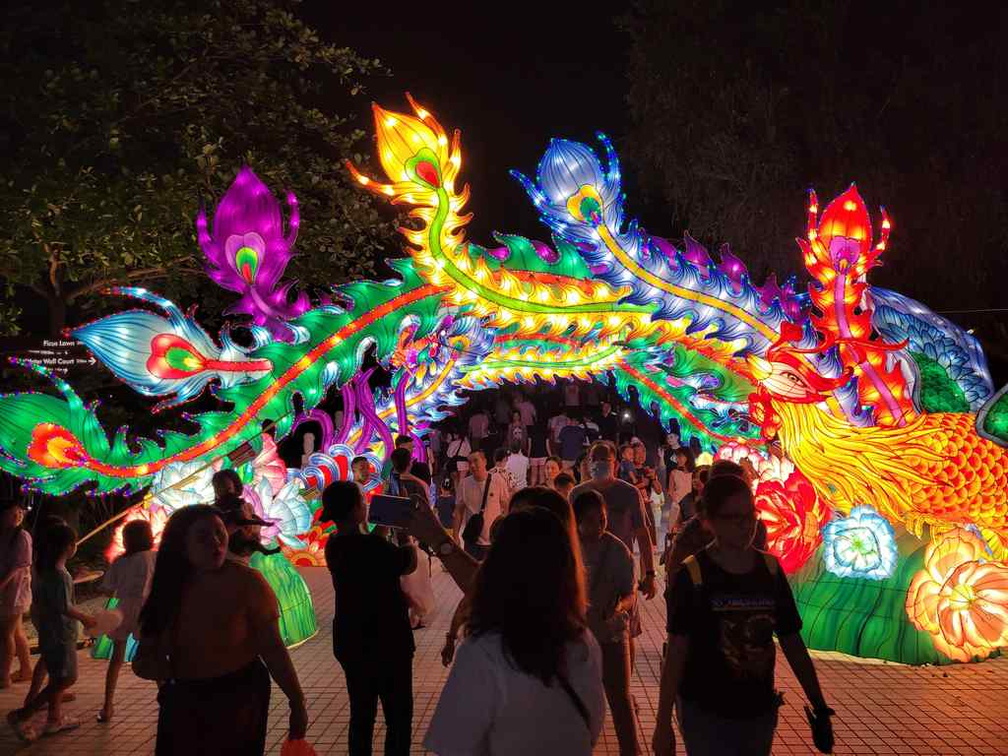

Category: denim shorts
[677, 697, 779, 756]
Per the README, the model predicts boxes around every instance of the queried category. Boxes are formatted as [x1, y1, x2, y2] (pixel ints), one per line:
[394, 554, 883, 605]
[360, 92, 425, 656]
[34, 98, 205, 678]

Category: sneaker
[7, 710, 37, 743]
[43, 714, 81, 736]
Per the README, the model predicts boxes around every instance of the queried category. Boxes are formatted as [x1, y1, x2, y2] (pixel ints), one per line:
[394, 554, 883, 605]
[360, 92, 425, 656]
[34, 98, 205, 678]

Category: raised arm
[408, 499, 479, 592]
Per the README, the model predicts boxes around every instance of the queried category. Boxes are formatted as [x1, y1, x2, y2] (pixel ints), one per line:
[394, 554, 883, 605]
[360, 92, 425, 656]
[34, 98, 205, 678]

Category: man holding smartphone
[323, 480, 417, 755]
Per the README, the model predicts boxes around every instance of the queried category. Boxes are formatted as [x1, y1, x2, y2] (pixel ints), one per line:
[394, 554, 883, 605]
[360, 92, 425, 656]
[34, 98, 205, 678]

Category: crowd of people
[0, 379, 834, 755]
[331, 381, 834, 755]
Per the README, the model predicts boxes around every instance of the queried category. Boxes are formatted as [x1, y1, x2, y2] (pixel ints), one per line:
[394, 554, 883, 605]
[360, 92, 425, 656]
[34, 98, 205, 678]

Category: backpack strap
[762, 552, 779, 576]
[683, 555, 702, 587]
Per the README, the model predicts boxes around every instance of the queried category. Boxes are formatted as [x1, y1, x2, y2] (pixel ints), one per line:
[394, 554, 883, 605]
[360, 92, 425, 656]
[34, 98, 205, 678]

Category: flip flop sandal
[43, 715, 81, 736]
[7, 710, 37, 743]
[96, 708, 114, 723]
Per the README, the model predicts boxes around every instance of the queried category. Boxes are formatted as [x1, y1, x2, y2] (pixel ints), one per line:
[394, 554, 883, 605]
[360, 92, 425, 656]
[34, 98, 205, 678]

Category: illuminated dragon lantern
[1, 96, 1006, 665]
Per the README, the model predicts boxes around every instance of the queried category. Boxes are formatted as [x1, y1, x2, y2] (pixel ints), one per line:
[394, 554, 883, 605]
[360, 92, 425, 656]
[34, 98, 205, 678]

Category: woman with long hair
[425, 508, 604, 755]
[139, 505, 307, 755]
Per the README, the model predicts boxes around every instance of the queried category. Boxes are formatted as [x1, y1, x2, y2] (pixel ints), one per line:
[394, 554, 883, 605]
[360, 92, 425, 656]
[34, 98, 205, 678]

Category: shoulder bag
[460, 475, 492, 546]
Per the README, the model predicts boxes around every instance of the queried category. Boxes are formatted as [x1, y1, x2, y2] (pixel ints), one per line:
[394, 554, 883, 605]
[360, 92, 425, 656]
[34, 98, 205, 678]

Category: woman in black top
[528, 422, 550, 485]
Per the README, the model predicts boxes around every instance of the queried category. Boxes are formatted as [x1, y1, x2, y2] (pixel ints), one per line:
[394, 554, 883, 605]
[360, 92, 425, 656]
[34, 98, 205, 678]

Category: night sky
[305, 2, 635, 245]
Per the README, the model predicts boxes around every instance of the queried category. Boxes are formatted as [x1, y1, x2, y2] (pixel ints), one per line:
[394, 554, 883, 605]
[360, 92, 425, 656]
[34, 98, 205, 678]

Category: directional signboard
[0, 336, 98, 375]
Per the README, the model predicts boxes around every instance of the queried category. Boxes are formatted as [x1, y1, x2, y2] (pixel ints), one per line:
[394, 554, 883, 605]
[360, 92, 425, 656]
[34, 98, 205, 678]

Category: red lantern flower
[754, 470, 828, 574]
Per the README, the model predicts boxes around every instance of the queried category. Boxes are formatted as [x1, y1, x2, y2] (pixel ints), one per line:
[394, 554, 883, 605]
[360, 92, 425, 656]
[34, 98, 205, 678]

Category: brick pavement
[1, 562, 1006, 755]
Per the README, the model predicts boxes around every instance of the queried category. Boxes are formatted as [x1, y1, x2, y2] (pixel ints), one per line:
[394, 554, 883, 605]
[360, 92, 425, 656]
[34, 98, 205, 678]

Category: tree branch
[67, 266, 204, 303]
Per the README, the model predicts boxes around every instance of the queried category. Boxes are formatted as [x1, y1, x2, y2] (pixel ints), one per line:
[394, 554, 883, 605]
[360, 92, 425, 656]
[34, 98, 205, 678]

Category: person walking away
[558, 414, 588, 472]
[574, 490, 640, 755]
[96, 520, 156, 723]
[388, 448, 431, 509]
[324, 481, 417, 755]
[554, 472, 576, 501]
[138, 506, 307, 755]
[435, 476, 456, 530]
[505, 439, 530, 489]
[454, 451, 510, 561]
[468, 407, 489, 451]
[0, 497, 31, 688]
[424, 508, 605, 755]
[516, 393, 537, 430]
[443, 429, 471, 478]
[563, 379, 581, 408]
[394, 435, 432, 486]
[7, 523, 96, 741]
[494, 392, 512, 437]
[653, 475, 833, 756]
[528, 422, 550, 485]
[547, 408, 569, 453]
[426, 426, 443, 477]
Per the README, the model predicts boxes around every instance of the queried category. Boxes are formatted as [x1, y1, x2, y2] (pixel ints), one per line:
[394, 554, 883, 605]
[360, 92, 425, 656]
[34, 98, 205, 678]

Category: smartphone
[368, 494, 414, 529]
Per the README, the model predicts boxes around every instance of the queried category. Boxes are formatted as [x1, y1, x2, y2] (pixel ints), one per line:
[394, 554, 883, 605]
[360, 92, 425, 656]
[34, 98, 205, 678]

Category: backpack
[681, 551, 779, 587]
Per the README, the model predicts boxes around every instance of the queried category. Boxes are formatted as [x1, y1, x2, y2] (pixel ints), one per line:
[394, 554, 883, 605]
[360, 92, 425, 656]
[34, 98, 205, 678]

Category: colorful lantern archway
[1, 97, 1006, 665]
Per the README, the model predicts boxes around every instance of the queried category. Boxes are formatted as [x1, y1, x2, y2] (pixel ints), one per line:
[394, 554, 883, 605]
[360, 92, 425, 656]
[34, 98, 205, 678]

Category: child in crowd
[574, 490, 638, 755]
[97, 520, 156, 723]
[21, 515, 70, 710]
[0, 498, 32, 688]
[554, 472, 576, 501]
[8, 523, 95, 741]
[617, 445, 638, 486]
[435, 476, 456, 530]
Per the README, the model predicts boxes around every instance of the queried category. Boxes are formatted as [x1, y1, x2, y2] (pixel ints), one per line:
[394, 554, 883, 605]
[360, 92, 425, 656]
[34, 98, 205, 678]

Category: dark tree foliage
[621, 0, 1007, 316]
[0, 0, 395, 336]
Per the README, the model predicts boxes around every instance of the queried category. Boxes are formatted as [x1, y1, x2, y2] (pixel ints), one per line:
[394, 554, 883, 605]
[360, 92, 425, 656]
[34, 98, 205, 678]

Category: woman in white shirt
[424, 507, 605, 755]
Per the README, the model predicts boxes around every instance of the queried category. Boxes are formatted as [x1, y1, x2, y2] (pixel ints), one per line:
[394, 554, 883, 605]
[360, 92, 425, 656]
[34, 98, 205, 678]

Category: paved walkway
[1, 563, 1006, 755]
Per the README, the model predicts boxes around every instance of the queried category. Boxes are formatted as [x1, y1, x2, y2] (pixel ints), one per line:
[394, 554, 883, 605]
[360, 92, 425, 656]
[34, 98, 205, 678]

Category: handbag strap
[588, 536, 613, 602]
[557, 672, 591, 731]
[478, 474, 492, 514]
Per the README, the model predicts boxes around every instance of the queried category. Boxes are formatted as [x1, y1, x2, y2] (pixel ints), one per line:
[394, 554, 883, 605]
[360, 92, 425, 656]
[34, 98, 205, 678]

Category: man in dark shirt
[597, 400, 620, 442]
[324, 480, 417, 756]
[557, 415, 588, 471]
[394, 434, 432, 485]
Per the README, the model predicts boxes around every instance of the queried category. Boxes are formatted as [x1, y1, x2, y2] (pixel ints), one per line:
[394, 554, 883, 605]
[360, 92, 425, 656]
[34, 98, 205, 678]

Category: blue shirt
[558, 424, 588, 461]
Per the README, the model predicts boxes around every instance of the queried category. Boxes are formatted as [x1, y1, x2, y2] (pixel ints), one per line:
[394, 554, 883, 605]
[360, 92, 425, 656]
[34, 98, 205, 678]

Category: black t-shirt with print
[325, 532, 415, 662]
[666, 548, 802, 718]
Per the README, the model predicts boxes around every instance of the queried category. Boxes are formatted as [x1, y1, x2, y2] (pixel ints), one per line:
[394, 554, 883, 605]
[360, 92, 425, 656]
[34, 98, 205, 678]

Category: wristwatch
[435, 539, 456, 557]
